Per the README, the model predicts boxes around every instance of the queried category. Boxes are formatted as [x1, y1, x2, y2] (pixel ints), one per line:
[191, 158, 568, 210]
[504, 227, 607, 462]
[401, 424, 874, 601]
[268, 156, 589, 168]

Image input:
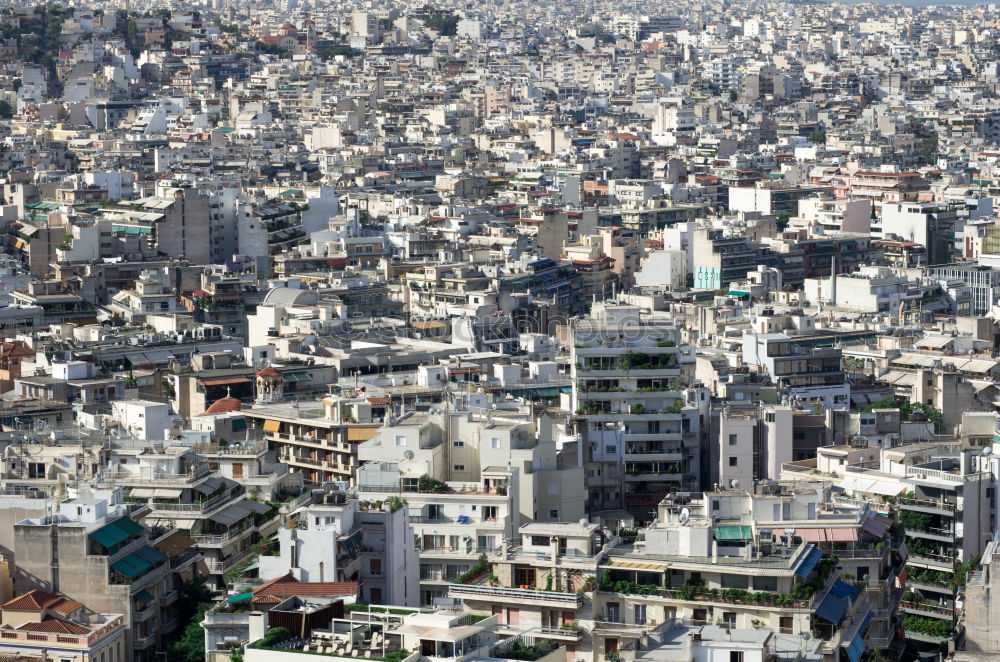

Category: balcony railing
[448, 584, 582, 606]
[100, 463, 211, 483]
[147, 488, 243, 513]
[190, 518, 256, 545]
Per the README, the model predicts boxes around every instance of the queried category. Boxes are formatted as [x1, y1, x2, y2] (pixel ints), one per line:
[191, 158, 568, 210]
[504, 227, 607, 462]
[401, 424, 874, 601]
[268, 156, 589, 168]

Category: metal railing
[448, 584, 582, 606]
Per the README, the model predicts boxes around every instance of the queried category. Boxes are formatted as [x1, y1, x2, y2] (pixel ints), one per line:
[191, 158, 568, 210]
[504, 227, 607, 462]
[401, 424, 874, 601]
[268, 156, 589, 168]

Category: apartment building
[102, 443, 277, 585]
[258, 488, 419, 606]
[357, 397, 584, 606]
[0, 590, 127, 662]
[569, 303, 702, 517]
[593, 486, 902, 662]
[13, 498, 187, 662]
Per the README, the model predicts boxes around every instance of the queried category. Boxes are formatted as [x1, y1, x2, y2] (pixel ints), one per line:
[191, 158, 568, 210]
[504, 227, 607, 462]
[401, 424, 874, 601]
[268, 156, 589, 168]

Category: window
[729, 652, 744, 662]
[531, 536, 550, 546]
[634, 604, 646, 624]
[549, 509, 559, 520]
[394, 435, 406, 447]
[606, 445, 617, 454]
[453, 464, 465, 472]
[490, 437, 501, 449]
[712, 500, 720, 511]
[370, 558, 382, 575]
[728, 434, 737, 446]
[729, 457, 738, 466]
[765, 412, 775, 422]
[453, 441, 464, 447]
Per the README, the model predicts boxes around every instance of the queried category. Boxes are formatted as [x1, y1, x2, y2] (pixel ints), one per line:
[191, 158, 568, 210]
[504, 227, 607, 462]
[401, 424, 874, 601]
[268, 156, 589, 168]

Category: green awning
[89, 517, 143, 549]
[135, 589, 155, 604]
[728, 290, 750, 297]
[111, 545, 166, 578]
[714, 525, 752, 541]
[228, 591, 253, 603]
[278, 189, 302, 196]
[282, 371, 312, 383]
[112, 224, 153, 235]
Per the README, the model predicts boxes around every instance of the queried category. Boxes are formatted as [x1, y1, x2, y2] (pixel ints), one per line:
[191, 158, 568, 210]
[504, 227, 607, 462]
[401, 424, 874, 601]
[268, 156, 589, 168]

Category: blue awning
[830, 579, 860, 601]
[228, 591, 253, 603]
[795, 547, 823, 578]
[815, 592, 850, 624]
[843, 611, 873, 662]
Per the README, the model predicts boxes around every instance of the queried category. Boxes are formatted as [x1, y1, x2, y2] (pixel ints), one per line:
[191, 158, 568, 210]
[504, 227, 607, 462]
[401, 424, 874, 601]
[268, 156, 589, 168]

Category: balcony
[907, 553, 954, 572]
[147, 488, 243, 514]
[898, 497, 957, 516]
[447, 584, 583, 608]
[907, 580, 953, 595]
[132, 632, 156, 649]
[900, 600, 954, 620]
[190, 521, 256, 547]
[904, 527, 956, 543]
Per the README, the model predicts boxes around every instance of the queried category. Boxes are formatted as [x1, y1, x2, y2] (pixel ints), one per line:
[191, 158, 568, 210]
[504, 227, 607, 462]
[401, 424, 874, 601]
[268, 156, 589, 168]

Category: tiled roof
[17, 616, 90, 635]
[253, 572, 357, 598]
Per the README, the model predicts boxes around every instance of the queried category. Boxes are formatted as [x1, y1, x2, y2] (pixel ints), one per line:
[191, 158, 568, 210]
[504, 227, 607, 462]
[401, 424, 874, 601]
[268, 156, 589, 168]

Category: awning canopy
[154, 531, 195, 557]
[129, 488, 156, 498]
[89, 517, 143, 549]
[282, 371, 313, 383]
[798, 527, 858, 542]
[347, 426, 380, 442]
[262, 419, 281, 432]
[135, 589, 155, 604]
[714, 525, 752, 541]
[111, 545, 165, 578]
[228, 591, 253, 603]
[862, 512, 891, 538]
[194, 477, 225, 495]
[209, 500, 266, 527]
[843, 610, 873, 662]
[153, 488, 183, 499]
[795, 547, 824, 578]
[815, 591, 849, 624]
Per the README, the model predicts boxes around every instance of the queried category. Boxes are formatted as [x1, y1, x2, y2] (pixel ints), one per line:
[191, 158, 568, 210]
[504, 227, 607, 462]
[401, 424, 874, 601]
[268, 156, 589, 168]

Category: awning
[797, 529, 828, 542]
[129, 488, 156, 498]
[262, 419, 280, 432]
[844, 610, 873, 662]
[830, 579, 861, 601]
[194, 477, 224, 495]
[815, 590, 850, 624]
[228, 591, 253, 603]
[135, 589, 155, 604]
[171, 519, 197, 530]
[89, 517, 144, 549]
[198, 376, 251, 387]
[714, 525, 752, 541]
[111, 545, 165, 578]
[605, 559, 669, 571]
[154, 530, 195, 556]
[347, 426, 380, 442]
[862, 512, 891, 538]
[795, 547, 824, 578]
[210, 501, 255, 527]
[828, 527, 858, 542]
[282, 371, 313, 383]
[153, 488, 183, 499]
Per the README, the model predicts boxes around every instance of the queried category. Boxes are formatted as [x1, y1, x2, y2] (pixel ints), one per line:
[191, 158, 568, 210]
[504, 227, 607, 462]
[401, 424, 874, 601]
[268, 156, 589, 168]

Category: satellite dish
[679, 507, 690, 524]
[730, 479, 740, 489]
[403, 450, 414, 460]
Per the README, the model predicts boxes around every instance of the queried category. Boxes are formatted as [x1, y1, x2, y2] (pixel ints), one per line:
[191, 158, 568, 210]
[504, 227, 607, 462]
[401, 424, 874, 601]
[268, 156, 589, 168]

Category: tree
[808, 129, 826, 144]
[918, 134, 939, 165]
[0, 101, 13, 119]
[775, 213, 791, 232]
[167, 579, 216, 662]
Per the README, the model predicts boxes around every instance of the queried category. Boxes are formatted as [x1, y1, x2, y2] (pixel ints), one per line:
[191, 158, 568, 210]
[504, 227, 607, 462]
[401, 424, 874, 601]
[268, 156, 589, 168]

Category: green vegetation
[418, 474, 449, 493]
[917, 134, 939, 165]
[316, 44, 361, 59]
[858, 397, 943, 433]
[904, 615, 951, 638]
[775, 213, 791, 232]
[421, 14, 459, 35]
[166, 579, 216, 662]
[501, 638, 555, 661]
[0, 100, 12, 120]
[455, 553, 489, 584]
[808, 130, 826, 144]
